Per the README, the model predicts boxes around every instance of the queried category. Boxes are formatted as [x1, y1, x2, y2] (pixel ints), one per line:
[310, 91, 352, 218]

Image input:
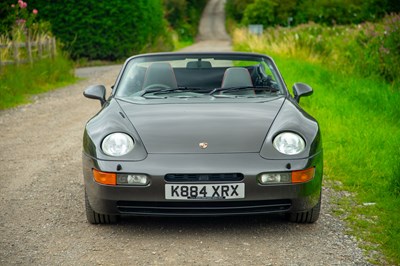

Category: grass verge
[0, 54, 77, 110]
[272, 54, 399, 264]
[232, 19, 400, 262]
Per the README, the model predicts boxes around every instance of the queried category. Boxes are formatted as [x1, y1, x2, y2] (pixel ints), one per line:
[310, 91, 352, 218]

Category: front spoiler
[83, 152, 323, 216]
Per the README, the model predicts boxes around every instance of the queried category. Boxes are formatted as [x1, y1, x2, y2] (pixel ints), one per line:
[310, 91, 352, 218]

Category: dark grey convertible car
[83, 52, 323, 224]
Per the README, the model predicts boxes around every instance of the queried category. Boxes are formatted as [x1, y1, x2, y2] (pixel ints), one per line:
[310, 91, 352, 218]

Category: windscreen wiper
[209, 86, 280, 95]
[139, 87, 183, 97]
[140, 86, 208, 97]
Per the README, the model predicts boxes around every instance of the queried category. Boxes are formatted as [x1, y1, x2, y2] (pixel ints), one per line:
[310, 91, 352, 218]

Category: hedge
[29, 0, 171, 60]
[227, 0, 400, 27]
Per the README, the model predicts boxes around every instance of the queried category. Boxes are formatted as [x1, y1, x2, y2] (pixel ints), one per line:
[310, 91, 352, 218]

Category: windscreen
[115, 54, 285, 102]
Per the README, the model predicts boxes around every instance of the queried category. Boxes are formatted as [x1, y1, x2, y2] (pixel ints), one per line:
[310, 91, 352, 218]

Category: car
[82, 52, 323, 224]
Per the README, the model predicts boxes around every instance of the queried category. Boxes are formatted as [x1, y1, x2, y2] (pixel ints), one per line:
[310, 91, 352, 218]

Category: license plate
[165, 183, 245, 200]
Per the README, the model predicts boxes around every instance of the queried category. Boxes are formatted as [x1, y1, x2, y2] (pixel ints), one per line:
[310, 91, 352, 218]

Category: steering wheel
[143, 84, 171, 91]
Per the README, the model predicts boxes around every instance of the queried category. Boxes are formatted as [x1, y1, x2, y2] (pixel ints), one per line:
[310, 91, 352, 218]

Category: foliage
[225, 0, 254, 23]
[274, 55, 400, 265]
[233, 18, 400, 264]
[226, 0, 400, 27]
[163, 0, 207, 42]
[241, 0, 299, 27]
[0, 2, 12, 34]
[242, 0, 277, 27]
[354, 14, 400, 83]
[1, 0, 65, 73]
[0, 53, 76, 110]
[0, 0, 41, 38]
[233, 13, 400, 85]
[28, 0, 173, 60]
[9, 0, 38, 29]
[3, 0, 208, 59]
[295, 0, 364, 25]
[0, 0, 78, 110]
[1, 0, 32, 34]
[294, 0, 398, 25]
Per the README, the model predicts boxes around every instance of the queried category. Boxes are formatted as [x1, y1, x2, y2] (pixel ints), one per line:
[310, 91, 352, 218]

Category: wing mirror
[83, 85, 106, 106]
[293, 82, 313, 103]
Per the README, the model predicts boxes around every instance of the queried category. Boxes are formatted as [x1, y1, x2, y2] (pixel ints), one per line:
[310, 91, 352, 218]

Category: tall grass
[0, 20, 77, 110]
[0, 54, 76, 110]
[233, 19, 400, 264]
[234, 13, 400, 86]
[278, 56, 400, 264]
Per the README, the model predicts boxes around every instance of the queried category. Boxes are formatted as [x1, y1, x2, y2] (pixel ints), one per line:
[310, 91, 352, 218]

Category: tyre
[287, 195, 321, 223]
[85, 190, 118, 224]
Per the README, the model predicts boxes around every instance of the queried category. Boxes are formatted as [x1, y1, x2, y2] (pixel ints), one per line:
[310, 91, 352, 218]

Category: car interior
[118, 60, 279, 96]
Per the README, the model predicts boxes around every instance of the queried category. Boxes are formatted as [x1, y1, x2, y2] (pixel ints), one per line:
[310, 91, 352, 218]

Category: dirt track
[0, 0, 371, 265]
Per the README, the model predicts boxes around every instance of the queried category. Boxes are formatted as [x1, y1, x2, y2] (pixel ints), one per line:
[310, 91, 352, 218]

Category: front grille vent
[165, 173, 244, 182]
[116, 199, 292, 216]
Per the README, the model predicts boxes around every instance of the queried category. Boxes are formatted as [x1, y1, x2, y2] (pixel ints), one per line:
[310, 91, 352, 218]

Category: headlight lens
[273, 132, 305, 155]
[101, 133, 134, 156]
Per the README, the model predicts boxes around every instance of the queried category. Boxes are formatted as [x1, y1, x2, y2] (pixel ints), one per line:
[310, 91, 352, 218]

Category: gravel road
[0, 0, 372, 265]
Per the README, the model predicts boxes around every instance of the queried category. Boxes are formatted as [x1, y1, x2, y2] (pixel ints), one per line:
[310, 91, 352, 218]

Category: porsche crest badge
[199, 142, 208, 149]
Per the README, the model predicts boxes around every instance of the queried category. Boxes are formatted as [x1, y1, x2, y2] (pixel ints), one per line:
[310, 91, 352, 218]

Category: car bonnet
[117, 98, 285, 154]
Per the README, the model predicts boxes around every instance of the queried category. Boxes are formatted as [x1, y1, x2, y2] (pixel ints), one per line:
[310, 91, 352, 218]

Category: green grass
[271, 54, 400, 264]
[231, 16, 400, 262]
[0, 55, 77, 110]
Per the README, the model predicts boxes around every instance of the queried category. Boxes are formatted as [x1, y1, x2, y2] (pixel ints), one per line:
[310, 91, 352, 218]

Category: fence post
[1, 35, 53, 66]
[26, 30, 33, 64]
[13, 40, 19, 65]
[46, 37, 50, 59]
[37, 37, 42, 59]
[51, 37, 56, 59]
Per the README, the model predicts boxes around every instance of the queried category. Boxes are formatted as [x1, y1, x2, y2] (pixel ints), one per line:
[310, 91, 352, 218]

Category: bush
[294, 0, 399, 25]
[0, 0, 41, 36]
[226, 0, 400, 27]
[241, 0, 297, 27]
[295, 0, 364, 25]
[354, 14, 400, 83]
[242, 0, 277, 27]
[0, 1, 15, 34]
[29, 0, 172, 60]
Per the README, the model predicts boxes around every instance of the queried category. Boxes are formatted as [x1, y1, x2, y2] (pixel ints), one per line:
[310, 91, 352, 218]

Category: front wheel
[85, 190, 118, 224]
[287, 195, 321, 223]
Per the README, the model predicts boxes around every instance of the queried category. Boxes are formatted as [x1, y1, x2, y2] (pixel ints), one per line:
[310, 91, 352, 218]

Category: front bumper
[83, 152, 323, 217]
